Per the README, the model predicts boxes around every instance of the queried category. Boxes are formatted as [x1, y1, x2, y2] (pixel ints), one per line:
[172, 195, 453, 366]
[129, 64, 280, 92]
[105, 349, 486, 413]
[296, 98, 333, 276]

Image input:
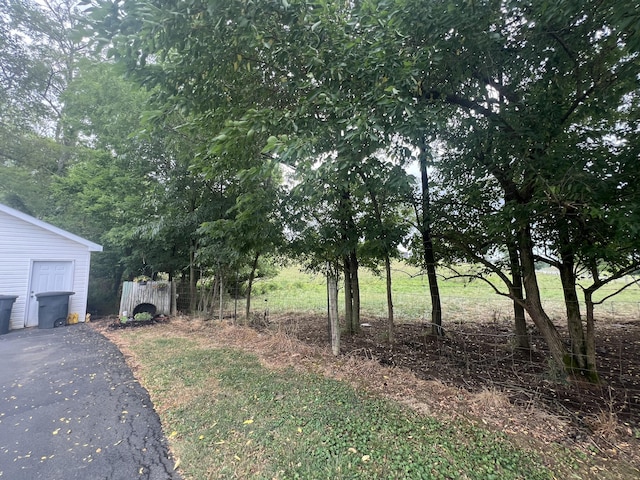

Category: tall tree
[357, 155, 413, 342]
[55, 60, 225, 312]
[200, 159, 284, 321]
[385, 0, 640, 378]
[89, 0, 640, 382]
[415, 137, 444, 336]
[0, 0, 92, 215]
[284, 152, 366, 335]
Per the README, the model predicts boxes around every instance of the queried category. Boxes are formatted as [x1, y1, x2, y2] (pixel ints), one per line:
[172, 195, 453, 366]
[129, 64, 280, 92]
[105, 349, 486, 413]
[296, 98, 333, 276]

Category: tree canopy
[1, 0, 638, 379]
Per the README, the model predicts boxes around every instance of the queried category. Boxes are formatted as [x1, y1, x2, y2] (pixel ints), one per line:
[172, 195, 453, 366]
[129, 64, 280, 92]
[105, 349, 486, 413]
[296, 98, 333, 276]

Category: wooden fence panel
[119, 281, 172, 316]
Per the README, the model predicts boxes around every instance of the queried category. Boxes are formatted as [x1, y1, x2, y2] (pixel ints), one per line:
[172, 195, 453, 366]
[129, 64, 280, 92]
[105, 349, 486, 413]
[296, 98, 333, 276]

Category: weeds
[584, 387, 624, 440]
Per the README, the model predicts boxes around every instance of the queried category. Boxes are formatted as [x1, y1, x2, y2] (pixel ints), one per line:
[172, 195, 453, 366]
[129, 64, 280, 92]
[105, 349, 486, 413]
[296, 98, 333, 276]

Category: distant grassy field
[248, 263, 640, 323]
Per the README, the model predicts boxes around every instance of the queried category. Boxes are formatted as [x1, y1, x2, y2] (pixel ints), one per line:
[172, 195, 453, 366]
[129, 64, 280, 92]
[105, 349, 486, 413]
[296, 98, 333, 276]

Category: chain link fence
[177, 281, 640, 325]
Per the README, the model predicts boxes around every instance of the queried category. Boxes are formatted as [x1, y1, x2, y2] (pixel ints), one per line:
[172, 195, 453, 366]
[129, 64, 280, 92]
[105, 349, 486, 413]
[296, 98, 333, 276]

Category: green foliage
[133, 312, 153, 321]
[3, 0, 637, 366]
[0, 0, 88, 214]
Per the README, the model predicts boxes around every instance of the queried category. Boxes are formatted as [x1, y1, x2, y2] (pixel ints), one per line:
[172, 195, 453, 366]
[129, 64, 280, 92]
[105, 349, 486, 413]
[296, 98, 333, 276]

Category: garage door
[25, 261, 74, 327]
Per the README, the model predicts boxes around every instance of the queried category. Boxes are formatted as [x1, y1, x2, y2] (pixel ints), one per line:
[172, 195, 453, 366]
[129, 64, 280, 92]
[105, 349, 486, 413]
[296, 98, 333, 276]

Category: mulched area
[270, 313, 640, 438]
[106, 315, 171, 329]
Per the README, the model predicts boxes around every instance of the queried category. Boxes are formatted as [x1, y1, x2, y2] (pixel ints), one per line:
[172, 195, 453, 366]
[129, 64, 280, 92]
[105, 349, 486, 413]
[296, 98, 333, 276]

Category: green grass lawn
[129, 335, 557, 479]
[248, 263, 640, 322]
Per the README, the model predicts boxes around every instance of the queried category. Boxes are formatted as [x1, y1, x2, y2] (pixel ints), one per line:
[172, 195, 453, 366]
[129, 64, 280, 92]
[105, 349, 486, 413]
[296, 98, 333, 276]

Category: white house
[0, 203, 103, 330]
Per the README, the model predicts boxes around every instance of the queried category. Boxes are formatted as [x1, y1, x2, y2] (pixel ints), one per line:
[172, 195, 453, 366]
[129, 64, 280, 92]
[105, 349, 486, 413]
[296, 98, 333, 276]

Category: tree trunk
[424, 245, 443, 336]
[343, 251, 361, 335]
[113, 264, 126, 309]
[327, 262, 340, 356]
[557, 221, 597, 380]
[558, 260, 588, 372]
[518, 226, 568, 372]
[211, 274, 220, 314]
[245, 251, 260, 323]
[583, 289, 600, 383]
[343, 255, 354, 334]
[171, 280, 177, 316]
[384, 254, 394, 343]
[418, 139, 443, 336]
[338, 185, 361, 336]
[189, 242, 197, 314]
[496, 174, 569, 373]
[507, 240, 529, 349]
[350, 250, 361, 334]
[219, 273, 224, 322]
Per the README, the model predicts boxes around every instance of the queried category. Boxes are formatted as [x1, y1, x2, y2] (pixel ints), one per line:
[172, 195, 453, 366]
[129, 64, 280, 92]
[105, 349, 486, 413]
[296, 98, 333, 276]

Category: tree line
[1, 0, 639, 382]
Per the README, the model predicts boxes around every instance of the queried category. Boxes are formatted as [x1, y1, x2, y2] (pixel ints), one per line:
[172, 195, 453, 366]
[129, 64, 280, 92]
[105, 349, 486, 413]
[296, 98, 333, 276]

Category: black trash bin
[0, 295, 18, 335]
[35, 291, 75, 329]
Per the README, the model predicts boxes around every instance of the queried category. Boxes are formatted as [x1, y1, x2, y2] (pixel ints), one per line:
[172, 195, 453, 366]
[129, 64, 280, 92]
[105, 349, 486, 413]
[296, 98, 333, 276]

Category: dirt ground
[280, 315, 640, 421]
[263, 313, 640, 465]
[96, 313, 640, 474]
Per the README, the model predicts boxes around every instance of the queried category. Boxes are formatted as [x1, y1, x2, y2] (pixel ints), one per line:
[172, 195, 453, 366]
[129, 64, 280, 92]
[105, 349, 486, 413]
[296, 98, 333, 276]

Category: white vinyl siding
[0, 210, 95, 330]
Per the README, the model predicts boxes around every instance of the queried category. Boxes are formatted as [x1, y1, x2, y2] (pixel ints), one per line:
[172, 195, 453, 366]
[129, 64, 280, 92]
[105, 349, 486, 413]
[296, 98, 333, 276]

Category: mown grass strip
[130, 336, 553, 479]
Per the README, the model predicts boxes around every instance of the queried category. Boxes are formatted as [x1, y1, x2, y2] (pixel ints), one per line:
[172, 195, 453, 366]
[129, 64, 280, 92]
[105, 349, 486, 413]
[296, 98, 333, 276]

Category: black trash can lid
[0, 295, 18, 300]
[35, 291, 75, 298]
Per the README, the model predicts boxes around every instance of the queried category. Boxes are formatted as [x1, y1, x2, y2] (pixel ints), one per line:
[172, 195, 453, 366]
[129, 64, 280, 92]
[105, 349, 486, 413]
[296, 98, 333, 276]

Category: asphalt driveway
[0, 324, 181, 480]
